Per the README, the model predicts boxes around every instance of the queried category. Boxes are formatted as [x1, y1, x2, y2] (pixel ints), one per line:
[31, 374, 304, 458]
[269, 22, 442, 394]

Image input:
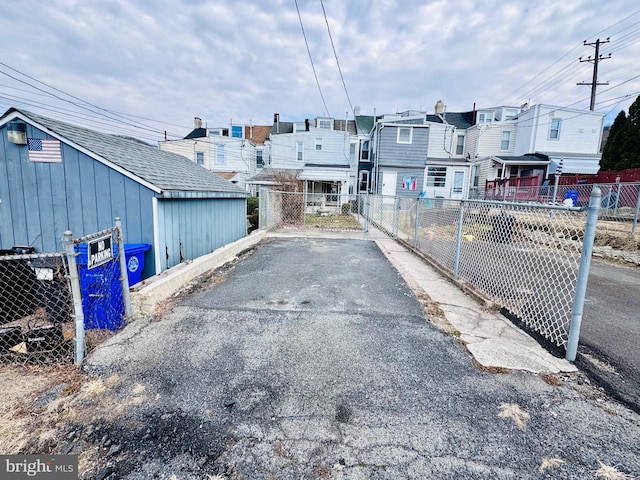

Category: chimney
[434, 100, 445, 115]
[194, 117, 202, 129]
[274, 113, 280, 133]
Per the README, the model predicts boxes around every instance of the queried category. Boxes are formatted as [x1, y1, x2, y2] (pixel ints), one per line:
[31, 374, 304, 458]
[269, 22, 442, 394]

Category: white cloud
[1, 0, 638, 140]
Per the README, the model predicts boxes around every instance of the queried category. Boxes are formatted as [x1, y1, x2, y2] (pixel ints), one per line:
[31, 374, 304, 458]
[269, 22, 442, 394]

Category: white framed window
[456, 135, 465, 155]
[426, 167, 446, 187]
[209, 129, 223, 136]
[501, 130, 511, 151]
[549, 118, 561, 140]
[317, 118, 332, 129]
[294, 122, 306, 133]
[358, 170, 369, 192]
[315, 138, 323, 151]
[256, 148, 264, 168]
[361, 140, 369, 161]
[397, 127, 412, 144]
[504, 108, 519, 120]
[296, 142, 304, 162]
[350, 143, 356, 164]
[478, 112, 493, 124]
[195, 151, 204, 165]
[216, 144, 225, 164]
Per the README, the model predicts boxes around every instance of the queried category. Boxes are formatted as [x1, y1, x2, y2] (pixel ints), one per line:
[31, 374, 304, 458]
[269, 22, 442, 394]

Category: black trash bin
[492, 212, 516, 243]
[30, 255, 72, 326]
[0, 248, 36, 324]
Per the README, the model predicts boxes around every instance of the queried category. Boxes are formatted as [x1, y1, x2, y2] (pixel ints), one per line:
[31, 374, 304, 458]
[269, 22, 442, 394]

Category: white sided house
[261, 115, 357, 204]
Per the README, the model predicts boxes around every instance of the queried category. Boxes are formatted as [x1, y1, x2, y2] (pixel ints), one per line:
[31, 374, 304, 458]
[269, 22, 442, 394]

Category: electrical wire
[294, 0, 330, 117]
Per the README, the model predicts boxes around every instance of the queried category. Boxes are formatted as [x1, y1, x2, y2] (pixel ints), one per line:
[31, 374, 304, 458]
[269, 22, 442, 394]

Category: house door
[451, 170, 466, 200]
[381, 171, 397, 196]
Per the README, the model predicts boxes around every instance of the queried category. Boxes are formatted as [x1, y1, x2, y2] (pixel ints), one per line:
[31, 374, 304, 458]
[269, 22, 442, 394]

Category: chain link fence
[1, 250, 74, 365]
[484, 182, 640, 234]
[1, 220, 131, 366]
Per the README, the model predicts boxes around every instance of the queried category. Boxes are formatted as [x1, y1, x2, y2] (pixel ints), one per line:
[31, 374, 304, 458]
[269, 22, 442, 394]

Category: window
[350, 143, 356, 164]
[501, 130, 511, 151]
[472, 165, 480, 187]
[216, 144, 225, 164]
[456, 135, 465, 155]
[478, 112, 493, 124]
[231, 125, 243, 138]
[195, 151, 204, 165]
[426, 167, 446, 187]
[361, 140, 369, 161]
[294, 122, 306, 133]
[318, 119, 332, 129]
[359, 170, 369, 192]
[315, 138, 322, 151]
[296, 142, 303, 162]
[209, 129, 223, 136]
[397, 127, 412, 144]
[549, 118, 561, 140]
[504, 108, 519, 120]
[256, 149, 264, 168]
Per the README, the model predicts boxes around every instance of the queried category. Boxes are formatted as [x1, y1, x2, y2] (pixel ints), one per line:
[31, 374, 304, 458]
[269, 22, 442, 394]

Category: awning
[547, 157, 600, 175]
[299, 168, 351, 182]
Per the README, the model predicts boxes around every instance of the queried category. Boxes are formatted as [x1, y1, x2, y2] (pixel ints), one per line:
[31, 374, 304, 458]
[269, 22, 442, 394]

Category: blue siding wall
[157, 198, 246, 271]
[0, 122, 156, 262]
[376, 126, 429, 196]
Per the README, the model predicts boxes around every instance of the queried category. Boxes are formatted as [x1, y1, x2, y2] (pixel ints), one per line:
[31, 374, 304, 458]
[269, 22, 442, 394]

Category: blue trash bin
[565, 190, 579, 206]
[124, 244, 150, 286]
[77, 244, 124, 331]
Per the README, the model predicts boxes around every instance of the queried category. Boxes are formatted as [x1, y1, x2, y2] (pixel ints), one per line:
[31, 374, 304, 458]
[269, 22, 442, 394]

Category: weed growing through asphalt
[594, 461, 635, 479]
[539, 457, 565, 472]
[498, 403, 530, 431]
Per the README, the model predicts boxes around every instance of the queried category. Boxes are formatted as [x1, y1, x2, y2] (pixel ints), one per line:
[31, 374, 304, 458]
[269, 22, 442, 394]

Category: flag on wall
[27, 138, 62, 163]
[402, 176, 417, 190]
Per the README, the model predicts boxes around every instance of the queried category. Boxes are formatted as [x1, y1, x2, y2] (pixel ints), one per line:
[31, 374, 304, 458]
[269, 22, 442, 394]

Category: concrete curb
[129, 230, 266, 319]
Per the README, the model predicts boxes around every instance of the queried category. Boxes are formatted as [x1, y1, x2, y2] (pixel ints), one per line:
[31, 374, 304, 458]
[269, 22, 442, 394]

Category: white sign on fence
[87, 234, 113, 269]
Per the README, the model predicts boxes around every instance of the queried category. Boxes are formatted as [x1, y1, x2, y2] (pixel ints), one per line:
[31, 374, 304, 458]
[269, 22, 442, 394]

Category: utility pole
[577, 38, 611, 111]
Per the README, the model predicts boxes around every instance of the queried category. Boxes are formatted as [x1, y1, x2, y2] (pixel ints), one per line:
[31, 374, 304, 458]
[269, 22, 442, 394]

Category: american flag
[27, 138, 62, 163]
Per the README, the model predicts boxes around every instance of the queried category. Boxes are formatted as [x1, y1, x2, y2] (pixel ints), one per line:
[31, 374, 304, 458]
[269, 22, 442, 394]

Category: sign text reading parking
[87, 234, 113, 269]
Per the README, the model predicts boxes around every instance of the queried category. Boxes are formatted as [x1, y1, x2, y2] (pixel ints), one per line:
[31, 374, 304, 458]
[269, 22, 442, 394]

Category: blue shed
[0, 108, 248, 280]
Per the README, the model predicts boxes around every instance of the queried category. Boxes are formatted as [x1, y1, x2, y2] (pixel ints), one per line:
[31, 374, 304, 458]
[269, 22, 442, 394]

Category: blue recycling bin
[565, 190, 579, 206]
[124, 243, 150, 286]
[77, 244, 124, 331]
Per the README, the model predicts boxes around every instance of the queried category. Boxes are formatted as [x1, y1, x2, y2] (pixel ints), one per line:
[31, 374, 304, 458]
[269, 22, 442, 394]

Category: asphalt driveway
[84, 237, 640, 479]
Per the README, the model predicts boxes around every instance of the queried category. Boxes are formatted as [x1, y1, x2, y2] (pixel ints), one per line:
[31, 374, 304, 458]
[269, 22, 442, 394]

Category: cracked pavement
[83, 237, 640, 479]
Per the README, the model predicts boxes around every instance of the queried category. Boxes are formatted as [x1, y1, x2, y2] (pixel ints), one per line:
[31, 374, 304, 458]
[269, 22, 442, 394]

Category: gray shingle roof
[442, 112, 474, 129]
[7, 109, 246, 195]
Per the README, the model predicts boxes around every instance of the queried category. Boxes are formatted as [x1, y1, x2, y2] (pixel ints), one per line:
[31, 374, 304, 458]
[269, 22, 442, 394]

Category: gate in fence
[260, 188, 602, 359]
[0, 218, 131, 365]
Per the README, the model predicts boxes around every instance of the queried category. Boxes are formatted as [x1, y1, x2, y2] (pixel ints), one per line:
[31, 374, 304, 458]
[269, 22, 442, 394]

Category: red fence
[559, 168, 640, 185]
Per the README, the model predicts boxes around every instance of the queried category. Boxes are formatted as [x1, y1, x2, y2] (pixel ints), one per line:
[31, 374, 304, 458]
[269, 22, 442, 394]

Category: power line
[294, 0, 330, 117]
[319, 0, 356, 119]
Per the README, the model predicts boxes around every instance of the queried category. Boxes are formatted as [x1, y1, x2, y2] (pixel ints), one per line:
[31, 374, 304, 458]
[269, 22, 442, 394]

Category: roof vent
[435, 100, 445, 115]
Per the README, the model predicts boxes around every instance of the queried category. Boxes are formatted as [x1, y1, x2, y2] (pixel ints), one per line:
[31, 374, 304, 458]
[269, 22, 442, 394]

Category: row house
[365, 100, 604, 200]
[249, 114, 361, 207]
[159, 118, 271, 195]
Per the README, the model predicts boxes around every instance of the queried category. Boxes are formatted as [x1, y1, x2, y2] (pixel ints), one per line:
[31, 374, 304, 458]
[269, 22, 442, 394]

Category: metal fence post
[393, 196, 399, 238]
[363, 192, 369, 239]
[413, 198, 420, 249]
[633, 183, 640, 236]
[115, 217, 132, 320]
[566, 187, 601, 362]
[453, 201, 465, 280]
[63, 230, 85, 365]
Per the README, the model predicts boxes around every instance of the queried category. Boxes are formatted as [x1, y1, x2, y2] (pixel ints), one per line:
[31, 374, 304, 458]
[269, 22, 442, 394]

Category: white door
[381, 171, 397, 197]
[451, 170, 466, 200]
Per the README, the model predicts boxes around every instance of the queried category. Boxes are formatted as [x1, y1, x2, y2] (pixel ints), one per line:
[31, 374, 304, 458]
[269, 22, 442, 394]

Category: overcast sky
[1, 0, 639, 143]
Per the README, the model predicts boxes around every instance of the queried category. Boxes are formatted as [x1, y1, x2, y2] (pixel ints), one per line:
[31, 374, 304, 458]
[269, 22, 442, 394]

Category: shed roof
[2, 108, 247, 197]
